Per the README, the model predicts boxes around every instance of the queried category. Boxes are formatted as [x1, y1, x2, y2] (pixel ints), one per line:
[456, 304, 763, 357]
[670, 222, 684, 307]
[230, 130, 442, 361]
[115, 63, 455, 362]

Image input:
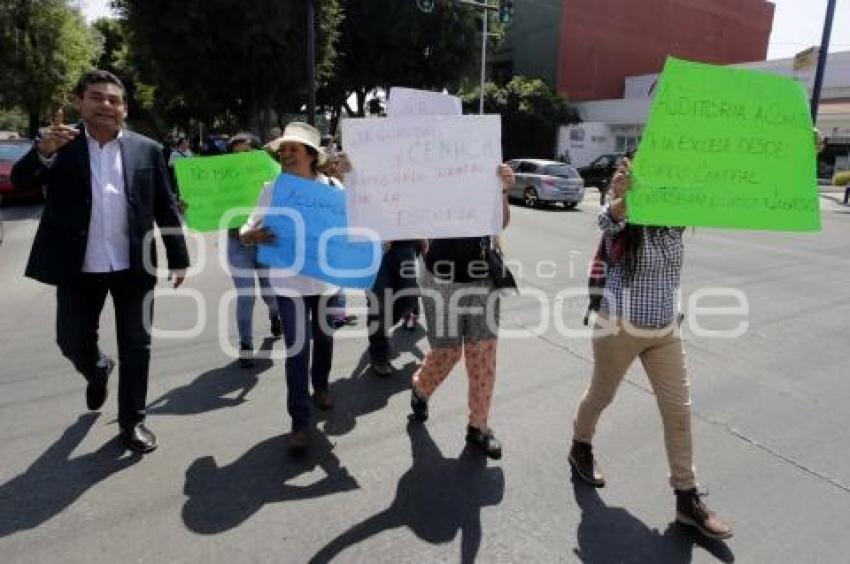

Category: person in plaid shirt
[568, 157, 733, 541]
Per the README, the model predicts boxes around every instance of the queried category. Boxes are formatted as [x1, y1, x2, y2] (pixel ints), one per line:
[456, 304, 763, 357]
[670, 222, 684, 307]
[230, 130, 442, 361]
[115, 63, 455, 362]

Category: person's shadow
[320, 355, 419, 437]
[572, 475, 735, 563]
[181, 432, 358, 534]
[146, 337, 275, 415]
[320, 322, 425, 437]
[345, 322, 427, 381]
[309, 422, 505, 564]
[180, 327, 425, 536]
[0, 413, 140, 538]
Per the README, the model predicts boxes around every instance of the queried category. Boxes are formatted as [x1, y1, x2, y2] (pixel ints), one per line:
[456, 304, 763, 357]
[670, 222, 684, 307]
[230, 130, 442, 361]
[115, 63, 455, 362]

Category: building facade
[491, 0, 776, 160]
[558, 51, 850, 177]
[557, 0, 775, 102]
[493, 0, 775, 102]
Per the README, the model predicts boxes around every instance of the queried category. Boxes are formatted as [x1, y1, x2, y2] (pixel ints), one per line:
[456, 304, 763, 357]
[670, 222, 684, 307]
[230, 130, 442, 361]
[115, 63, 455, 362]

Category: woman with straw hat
[240, 122, 341, 454]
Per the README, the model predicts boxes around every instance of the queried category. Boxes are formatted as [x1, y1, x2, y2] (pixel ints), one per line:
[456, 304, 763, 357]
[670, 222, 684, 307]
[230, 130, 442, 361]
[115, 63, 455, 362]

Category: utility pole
[306, 0, 317, 125]
[416, 1, 507, 114]
[479, 1, 488, 114]
[810, 0, 837, 122]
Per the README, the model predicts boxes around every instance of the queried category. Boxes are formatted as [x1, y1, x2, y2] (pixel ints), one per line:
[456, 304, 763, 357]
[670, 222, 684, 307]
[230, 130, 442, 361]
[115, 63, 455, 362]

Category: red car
[0, 139, 43, 203]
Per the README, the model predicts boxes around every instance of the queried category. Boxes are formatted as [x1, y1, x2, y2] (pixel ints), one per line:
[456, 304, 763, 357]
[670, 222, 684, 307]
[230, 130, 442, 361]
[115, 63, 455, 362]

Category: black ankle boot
[410, 387, 429, 421]
[569, 440, 605, 487]
[466, 425, 502, 459]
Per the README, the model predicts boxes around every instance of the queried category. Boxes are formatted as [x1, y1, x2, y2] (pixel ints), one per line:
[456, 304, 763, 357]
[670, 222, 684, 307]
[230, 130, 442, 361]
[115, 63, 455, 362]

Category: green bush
[833, 171, 850, 186]
[460, 77, 579, 160]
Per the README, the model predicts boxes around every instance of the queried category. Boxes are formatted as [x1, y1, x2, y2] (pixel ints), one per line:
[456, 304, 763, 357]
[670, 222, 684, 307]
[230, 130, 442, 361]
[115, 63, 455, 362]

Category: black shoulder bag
[480, 236, 518, 291]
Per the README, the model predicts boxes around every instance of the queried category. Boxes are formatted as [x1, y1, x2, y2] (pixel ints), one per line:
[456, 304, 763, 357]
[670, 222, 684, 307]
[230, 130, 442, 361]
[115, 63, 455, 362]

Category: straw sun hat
[264, 122, 327, 165]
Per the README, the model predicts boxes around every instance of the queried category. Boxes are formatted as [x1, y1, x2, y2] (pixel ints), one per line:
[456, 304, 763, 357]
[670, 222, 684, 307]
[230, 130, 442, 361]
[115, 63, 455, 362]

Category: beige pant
[573, 318, 696, 490]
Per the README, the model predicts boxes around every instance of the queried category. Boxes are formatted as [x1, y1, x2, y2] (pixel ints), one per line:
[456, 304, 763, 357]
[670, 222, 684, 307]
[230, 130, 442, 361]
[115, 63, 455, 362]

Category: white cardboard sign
[387, 87, 463, 117]
[342, 115, 503, 240]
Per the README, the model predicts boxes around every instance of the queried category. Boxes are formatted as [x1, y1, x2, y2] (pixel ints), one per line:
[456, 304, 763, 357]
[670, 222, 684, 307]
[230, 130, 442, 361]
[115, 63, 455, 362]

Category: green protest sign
[630, 57, 820, 232]
[174, 151, 280, 232]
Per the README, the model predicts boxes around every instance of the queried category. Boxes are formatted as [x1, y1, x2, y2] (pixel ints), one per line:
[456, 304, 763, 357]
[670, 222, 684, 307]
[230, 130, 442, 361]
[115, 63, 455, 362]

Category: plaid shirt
[598, 205, 684, 328]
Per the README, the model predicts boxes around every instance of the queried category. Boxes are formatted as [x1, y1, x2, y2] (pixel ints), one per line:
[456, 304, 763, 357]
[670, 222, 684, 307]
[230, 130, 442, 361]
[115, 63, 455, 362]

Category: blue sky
[768, 0, 849, 59]
[79, 0, 849, 61]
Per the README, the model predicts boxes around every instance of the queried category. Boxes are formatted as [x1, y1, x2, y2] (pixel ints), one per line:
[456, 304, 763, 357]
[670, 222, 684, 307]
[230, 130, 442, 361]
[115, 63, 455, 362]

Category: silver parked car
[506, 158, 586, 209]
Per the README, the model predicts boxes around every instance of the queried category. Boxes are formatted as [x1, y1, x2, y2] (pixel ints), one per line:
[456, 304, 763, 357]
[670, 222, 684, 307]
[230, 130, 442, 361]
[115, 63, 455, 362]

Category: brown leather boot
[569, 440, 605, 487]
[675, 488, 734, 540]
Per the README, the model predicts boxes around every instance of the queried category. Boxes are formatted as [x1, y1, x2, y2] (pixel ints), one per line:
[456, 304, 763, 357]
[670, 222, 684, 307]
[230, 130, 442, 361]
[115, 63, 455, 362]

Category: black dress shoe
[86, 357, 115, 411]
[466, 425, 502, 459]
[120, 423, 157, 454]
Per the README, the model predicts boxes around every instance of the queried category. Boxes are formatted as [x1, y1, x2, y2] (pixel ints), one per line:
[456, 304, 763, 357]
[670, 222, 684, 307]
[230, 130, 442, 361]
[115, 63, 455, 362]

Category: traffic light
[498, 0, 514, 25]
[416, 0, 435, 13]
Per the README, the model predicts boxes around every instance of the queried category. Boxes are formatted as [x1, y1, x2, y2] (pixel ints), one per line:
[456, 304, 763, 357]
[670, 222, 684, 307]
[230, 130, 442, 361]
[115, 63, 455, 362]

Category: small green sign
[174, 151, 280, 232]
[630, 57, 820, 232]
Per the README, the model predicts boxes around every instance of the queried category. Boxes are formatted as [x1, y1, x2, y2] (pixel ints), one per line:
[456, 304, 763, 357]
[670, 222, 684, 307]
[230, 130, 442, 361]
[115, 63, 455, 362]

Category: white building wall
[556, 51, 850, 166]
[556, 122, 614, 167]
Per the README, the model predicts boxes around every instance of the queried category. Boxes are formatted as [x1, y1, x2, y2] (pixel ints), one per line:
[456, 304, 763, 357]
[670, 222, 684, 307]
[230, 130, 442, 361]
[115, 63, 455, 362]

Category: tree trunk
[355, 89, 366, 117]
[28, 110, 40, 140]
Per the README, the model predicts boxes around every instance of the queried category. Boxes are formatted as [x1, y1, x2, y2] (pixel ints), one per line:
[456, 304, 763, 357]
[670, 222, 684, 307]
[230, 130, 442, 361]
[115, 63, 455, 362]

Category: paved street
[1, 192, 849, 563]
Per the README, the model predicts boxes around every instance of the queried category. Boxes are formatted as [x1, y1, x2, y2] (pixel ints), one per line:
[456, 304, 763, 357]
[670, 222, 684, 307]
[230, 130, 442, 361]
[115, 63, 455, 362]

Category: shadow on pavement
[180, 328, 426, 536]
[571, 475, 734, 563]
[320, 324, 424, 436]
[320, 357, 418, 437]
[344, 322, 427, 381]
[0, 202, 42, 221]
[0, 413, 140, 538]
[309, 422, 505, 564]
[508, 200, 585, 213]
[181, 432, 358, 534]
[146, 337, 275, 415]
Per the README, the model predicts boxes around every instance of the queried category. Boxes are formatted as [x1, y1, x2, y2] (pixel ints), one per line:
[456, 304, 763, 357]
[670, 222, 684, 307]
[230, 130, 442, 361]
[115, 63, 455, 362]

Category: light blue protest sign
[257, 173, 381, 289]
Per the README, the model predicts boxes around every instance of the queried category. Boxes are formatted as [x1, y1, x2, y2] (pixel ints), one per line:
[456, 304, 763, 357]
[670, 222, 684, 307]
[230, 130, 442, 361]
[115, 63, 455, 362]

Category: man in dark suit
[11, 70, 190, 454]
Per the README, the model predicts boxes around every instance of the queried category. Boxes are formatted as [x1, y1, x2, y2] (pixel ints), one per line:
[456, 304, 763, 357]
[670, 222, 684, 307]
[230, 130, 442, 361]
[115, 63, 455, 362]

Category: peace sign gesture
[37, 108, 79, 158]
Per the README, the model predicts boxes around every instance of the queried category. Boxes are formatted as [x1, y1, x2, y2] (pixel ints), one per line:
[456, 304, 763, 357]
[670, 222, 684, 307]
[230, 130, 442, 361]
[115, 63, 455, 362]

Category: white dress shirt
[39, 129, 131, 273]
[82, 129, 130, 272]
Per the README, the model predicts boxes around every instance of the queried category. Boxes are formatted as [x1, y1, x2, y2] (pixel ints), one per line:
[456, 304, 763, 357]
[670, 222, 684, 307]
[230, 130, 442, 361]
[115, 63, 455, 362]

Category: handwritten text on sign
[630, 57, 819, 232]
[342, 115, 503, 240]
[256, 174, 381, 289]
[174, 151, 280, 232]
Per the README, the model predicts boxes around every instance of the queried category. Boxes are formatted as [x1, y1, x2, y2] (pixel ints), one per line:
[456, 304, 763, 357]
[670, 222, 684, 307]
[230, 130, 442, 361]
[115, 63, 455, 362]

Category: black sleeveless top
[424, 237, 489, 283]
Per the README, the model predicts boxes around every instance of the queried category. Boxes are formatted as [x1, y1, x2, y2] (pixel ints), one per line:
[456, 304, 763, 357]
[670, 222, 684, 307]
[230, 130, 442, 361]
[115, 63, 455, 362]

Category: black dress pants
[56, 271, 154, 430]
[367, 242, 420, 362]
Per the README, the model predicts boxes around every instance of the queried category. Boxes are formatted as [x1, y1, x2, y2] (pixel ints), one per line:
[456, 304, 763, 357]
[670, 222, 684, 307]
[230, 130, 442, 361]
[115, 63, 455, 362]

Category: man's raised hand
[37, 108, 79, 158]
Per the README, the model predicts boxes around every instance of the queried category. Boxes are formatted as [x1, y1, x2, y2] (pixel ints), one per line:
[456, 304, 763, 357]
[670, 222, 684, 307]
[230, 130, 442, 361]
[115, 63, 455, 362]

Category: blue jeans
[277, 295, 334, 432]
[227, 234, 278, 348]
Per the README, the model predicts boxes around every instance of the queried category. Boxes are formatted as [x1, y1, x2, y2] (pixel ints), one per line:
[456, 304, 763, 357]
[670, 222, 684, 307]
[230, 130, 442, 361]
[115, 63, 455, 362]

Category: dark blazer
[11, 124, 190, 286]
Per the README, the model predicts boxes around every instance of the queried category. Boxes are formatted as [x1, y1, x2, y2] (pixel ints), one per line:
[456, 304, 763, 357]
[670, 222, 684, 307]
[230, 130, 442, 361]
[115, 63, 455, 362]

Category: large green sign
[174, 151, 280, 232]
[630, 57, 820, 232]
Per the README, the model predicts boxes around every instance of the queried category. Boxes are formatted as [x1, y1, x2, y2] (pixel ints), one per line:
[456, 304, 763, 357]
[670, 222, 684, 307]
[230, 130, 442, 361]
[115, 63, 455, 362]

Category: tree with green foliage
[113, 0, 342, 140]
[321, 0, 480, 126]
[462, 76, 579, 160]
[89, 17, 165, 139]
[0, 0, 101, 137]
